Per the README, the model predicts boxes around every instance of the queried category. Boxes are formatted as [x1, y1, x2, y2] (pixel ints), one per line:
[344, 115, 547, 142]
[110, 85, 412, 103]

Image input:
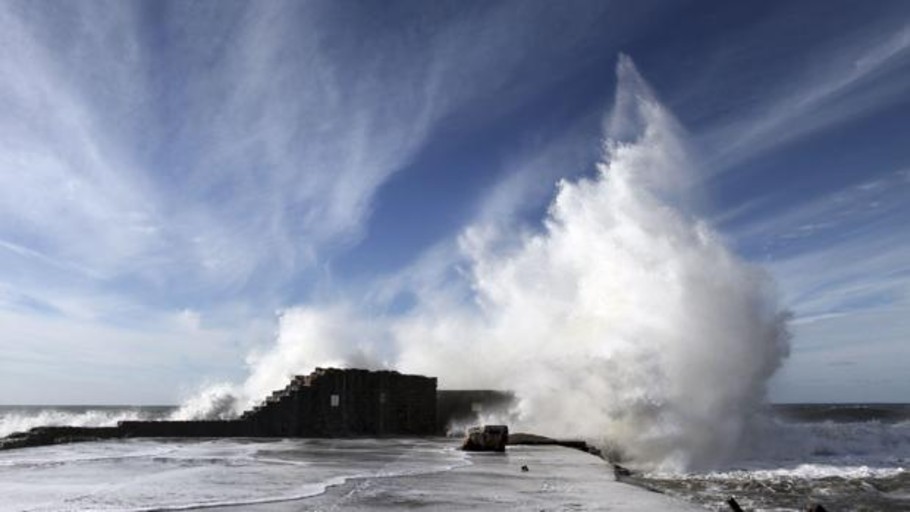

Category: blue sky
[1, 0, 908, 404]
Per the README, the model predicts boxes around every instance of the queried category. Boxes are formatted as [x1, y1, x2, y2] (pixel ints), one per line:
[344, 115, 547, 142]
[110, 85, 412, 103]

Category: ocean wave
[652, 464, 906, 482]
[0, 438, 469, 511]
[640, 417, 910, 482]
[0, 442, 180, 468]
[739, 417, 910, 464]
[0, 407, 168, 438]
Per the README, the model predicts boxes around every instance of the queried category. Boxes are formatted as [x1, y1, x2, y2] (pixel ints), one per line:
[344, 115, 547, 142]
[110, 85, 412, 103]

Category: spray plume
[175, 56, 790, 471]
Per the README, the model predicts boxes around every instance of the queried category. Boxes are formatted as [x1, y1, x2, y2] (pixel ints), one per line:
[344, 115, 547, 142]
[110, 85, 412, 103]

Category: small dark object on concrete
[461, 425, 509, 452]
[806, 505, 828, 512]
[521, 465, 529, 472]
[727, 497, 745, 512]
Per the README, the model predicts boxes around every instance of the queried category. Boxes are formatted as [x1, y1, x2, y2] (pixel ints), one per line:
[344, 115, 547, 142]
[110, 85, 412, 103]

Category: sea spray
[393, 56, 790, 470]
[169, 306, 391, 420]
[0, 407, 166, 438]
[169, 383, 238, 421]
[177, 56, 790, 471]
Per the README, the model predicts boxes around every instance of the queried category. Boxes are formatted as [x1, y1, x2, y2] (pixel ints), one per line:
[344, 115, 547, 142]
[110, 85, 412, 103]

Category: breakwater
[1, 368, 518, 450]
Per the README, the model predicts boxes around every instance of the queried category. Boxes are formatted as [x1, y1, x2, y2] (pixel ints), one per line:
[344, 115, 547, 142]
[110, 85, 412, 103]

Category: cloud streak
[0, 1, 655, 403]
[702, 22, 910, 171]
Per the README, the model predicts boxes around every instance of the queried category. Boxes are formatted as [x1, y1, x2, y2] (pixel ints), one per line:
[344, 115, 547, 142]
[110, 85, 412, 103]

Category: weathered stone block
[462, 425, 509, 452]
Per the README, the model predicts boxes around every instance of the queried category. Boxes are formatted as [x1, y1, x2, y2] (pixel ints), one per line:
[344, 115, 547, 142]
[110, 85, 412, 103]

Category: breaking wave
[642, 414, 910, 510]
[177, 55, 791, 471]
[0, 407, 169, 438]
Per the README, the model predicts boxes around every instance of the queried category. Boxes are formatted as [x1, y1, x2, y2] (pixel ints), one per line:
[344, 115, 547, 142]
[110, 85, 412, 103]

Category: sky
[0, 0, 908, 405]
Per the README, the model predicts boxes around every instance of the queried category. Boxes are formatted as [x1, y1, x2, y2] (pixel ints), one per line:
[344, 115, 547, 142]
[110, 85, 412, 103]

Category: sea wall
[118, 420, 247, 437]
[0, 371, 523, 451]
[240, 368, 438, 437]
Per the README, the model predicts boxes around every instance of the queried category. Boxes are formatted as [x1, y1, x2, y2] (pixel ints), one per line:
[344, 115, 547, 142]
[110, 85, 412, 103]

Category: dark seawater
[638, 404, 910, 511]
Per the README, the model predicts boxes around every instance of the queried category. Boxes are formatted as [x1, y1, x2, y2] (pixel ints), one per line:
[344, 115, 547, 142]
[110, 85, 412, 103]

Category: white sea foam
[0, 407, 157, 438]
[0, 438, 468, 512]
[168, 383, 238, 421]
[706, 464, 905, 481]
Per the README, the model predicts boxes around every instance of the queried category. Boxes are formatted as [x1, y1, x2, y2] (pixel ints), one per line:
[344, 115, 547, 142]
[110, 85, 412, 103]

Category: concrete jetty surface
[207, 444, 702, 511]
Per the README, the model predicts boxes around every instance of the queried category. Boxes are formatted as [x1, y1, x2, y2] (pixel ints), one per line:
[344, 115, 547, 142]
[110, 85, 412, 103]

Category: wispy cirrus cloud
[701, 22, 910, 171]
[747, 170, 910, 401]
[728, 169, 910, 258]
[0, 1, 649, 304]
[0, 4, 159, 277]
[0, 1, 655, 402]
[1, 0, 906, 406]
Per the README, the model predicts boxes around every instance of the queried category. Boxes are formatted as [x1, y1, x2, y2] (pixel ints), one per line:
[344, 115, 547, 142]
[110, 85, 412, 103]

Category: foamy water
[638, 406, 910, 510]
[0, 406, 172, 439]
[0, 437, 467, 511]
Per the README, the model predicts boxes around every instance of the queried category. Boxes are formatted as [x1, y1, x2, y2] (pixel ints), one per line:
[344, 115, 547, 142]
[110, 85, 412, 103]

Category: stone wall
[119, 420, 247, 437]
[238, 368, 438, 437]
[1, 370, 520, 451]
[114, 381, 504, 439]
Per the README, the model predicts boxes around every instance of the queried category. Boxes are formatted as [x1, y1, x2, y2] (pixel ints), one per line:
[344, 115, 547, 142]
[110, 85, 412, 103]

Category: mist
[174, 56, 790, 471]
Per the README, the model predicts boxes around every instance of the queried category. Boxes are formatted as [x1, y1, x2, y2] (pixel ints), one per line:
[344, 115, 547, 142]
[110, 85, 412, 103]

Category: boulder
[461, 425, 509, 452]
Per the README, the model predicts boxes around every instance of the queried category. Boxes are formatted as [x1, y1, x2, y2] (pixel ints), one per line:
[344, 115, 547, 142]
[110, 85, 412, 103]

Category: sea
[639, 404, 910, 511]
[0, 404, 908, 511]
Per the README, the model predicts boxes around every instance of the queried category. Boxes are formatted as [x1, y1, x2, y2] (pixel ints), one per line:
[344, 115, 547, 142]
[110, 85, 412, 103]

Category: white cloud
[748, 172, 910, 402]
[729, 169, 909, 254]
[0, 304, 272, 404]
[0, 1, 647, 302]
[703, 23, 910, 170]
[0, 2, 660, 404]
[720, 168, 910, 326]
